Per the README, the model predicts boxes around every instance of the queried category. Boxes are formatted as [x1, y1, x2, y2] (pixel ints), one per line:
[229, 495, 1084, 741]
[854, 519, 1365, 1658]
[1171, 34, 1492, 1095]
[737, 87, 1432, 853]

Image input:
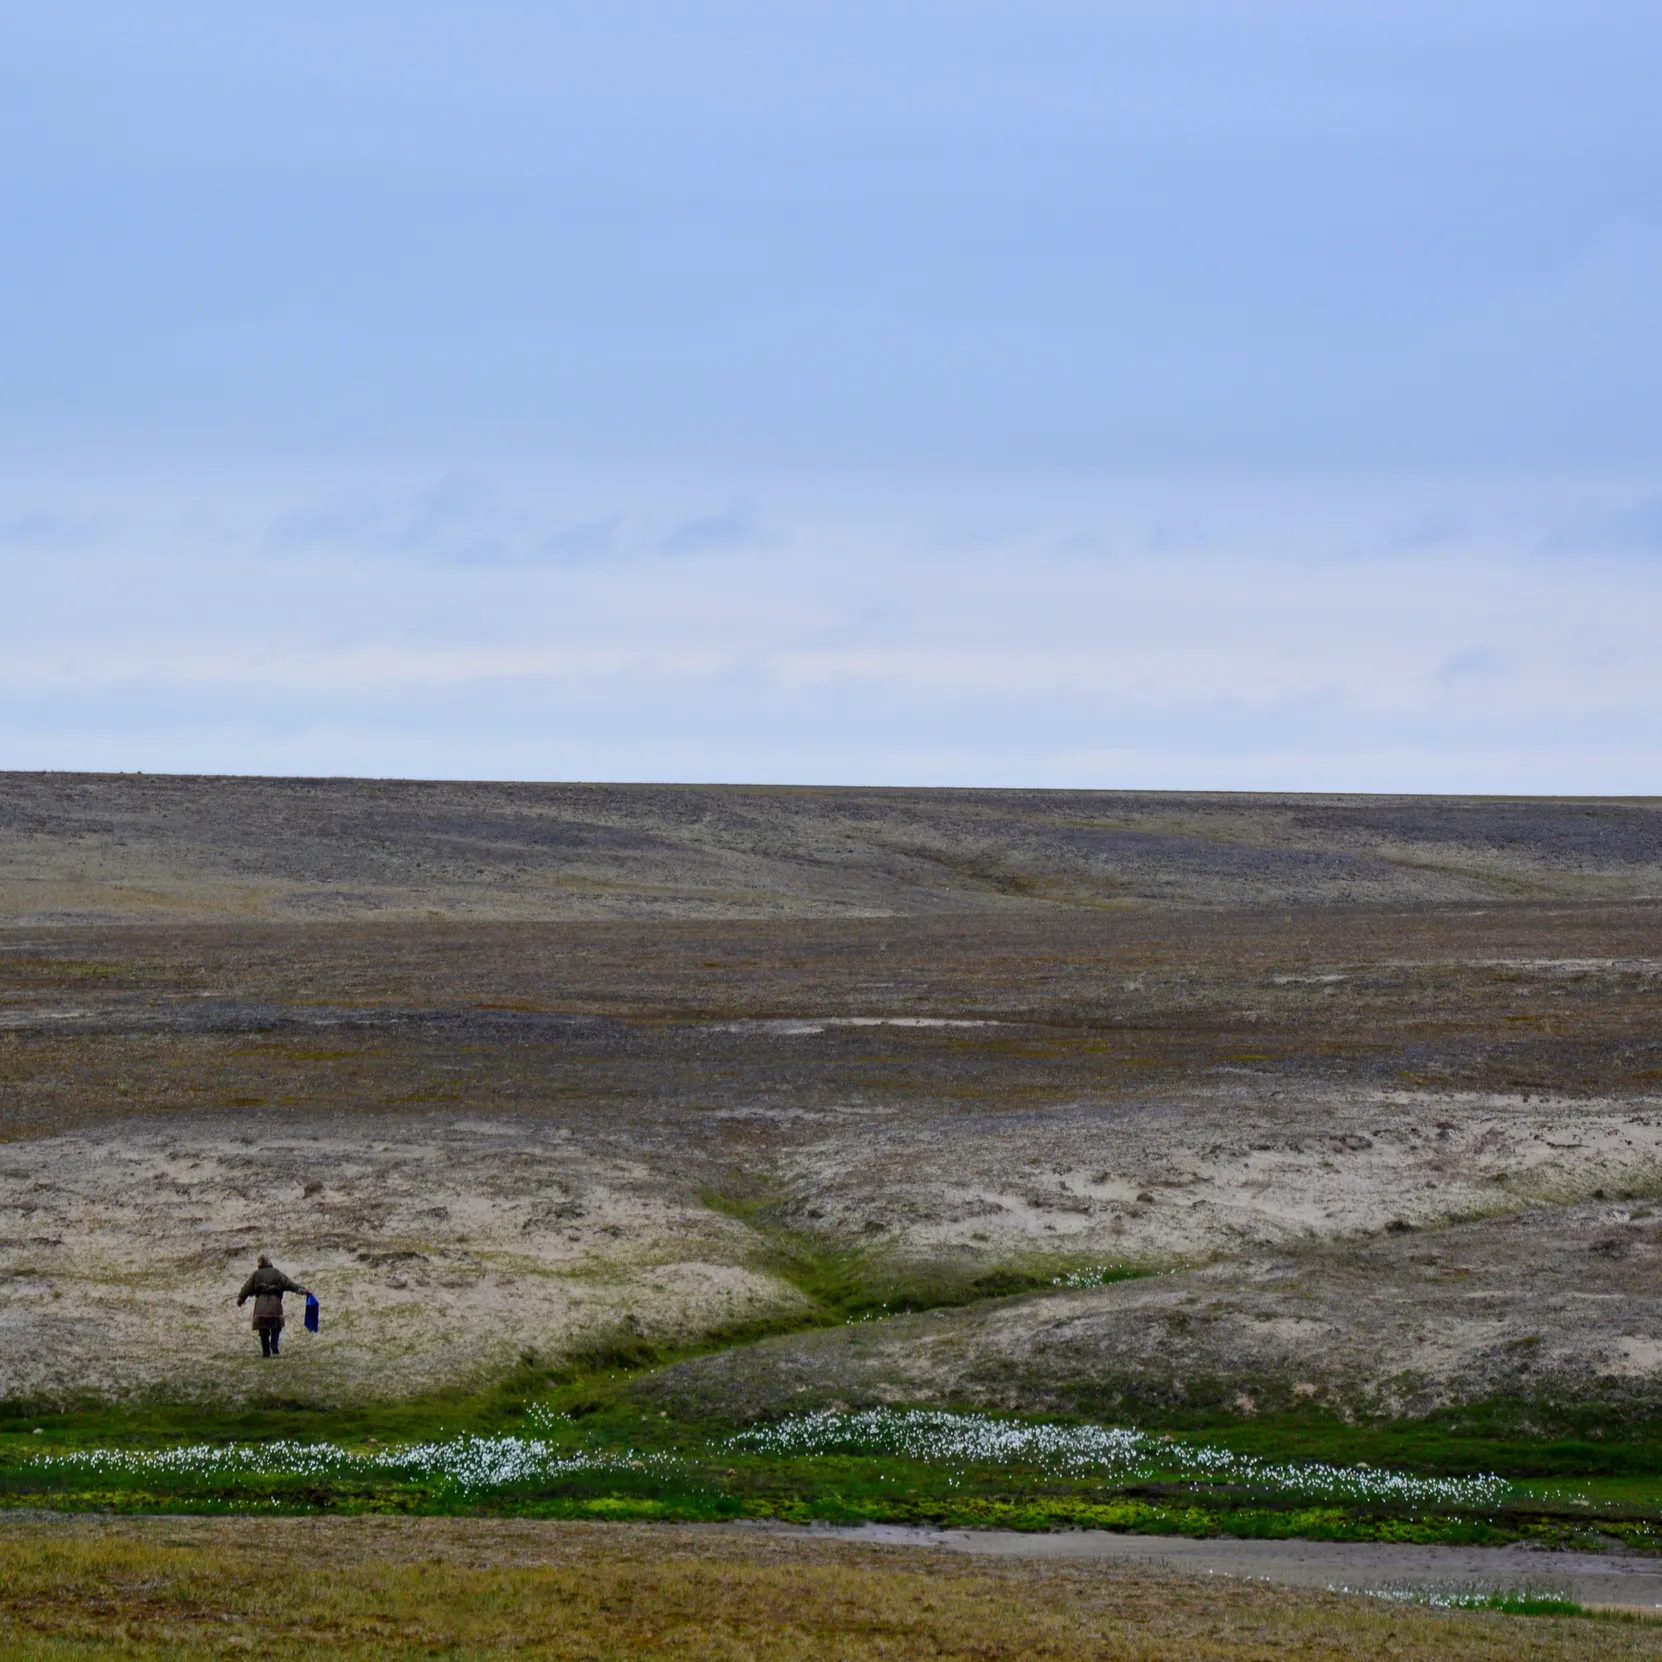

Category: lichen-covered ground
[4, 773, 1662, 924]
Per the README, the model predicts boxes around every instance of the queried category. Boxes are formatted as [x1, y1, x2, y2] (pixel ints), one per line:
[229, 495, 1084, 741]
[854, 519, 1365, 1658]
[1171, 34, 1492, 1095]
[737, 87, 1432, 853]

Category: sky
[2, 1, 1660, 789]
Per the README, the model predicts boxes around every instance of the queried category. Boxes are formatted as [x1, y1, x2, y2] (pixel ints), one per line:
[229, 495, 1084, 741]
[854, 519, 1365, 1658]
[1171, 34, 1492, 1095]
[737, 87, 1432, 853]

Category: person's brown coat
[237, 1264, 304, 1327]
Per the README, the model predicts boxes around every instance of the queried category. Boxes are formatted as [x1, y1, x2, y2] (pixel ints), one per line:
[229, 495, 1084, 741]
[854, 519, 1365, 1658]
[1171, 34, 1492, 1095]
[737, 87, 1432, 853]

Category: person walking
[237, 1254, 311, 1358]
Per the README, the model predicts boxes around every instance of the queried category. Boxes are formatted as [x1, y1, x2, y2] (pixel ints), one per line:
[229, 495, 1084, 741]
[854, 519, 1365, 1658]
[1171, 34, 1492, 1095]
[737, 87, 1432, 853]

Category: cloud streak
[4, 464, 1661, 791]
[663, 498, 758, 555]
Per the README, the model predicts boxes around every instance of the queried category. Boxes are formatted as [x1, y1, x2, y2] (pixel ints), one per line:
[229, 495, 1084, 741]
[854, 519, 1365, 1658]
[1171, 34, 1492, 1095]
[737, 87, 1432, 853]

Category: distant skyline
[3, 3, 1659, 788]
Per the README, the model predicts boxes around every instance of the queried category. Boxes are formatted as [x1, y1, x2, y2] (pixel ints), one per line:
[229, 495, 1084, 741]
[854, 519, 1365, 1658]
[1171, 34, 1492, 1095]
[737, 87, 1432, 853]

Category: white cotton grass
[723, 1408, 1512, 1510]
[30, 1435, 673, 1494]
[25, 1405, 1512, 1511]
[1049, 1266, 1130, 1289]
[1354, 1581, 1584, 1611]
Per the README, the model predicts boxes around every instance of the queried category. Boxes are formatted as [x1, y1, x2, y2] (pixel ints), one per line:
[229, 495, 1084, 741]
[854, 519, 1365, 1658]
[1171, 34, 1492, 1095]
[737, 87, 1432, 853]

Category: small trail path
[730, 1522, 1662, 1614]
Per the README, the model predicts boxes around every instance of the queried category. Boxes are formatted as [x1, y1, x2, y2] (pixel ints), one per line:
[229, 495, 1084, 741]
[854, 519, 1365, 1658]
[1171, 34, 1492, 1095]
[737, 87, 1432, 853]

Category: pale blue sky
[2, 3, 1660, 786]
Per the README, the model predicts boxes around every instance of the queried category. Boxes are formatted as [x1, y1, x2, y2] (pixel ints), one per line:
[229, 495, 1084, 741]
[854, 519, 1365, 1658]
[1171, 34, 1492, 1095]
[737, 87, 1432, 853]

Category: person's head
[257, 1254, 271, 1268]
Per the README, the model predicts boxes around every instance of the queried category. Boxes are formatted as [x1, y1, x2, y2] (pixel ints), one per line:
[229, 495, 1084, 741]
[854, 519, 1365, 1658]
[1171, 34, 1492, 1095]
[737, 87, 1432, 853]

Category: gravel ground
[744, 1523, 1662, 1614]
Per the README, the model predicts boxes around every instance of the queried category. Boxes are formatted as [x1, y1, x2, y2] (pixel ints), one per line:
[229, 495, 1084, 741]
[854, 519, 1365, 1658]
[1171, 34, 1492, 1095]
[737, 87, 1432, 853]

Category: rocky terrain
[1, 772, 1660, 1410]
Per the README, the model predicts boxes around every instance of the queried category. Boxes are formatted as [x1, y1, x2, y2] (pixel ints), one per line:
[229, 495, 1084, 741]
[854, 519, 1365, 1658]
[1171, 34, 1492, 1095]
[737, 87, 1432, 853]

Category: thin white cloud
[3, 464, 1661, 790]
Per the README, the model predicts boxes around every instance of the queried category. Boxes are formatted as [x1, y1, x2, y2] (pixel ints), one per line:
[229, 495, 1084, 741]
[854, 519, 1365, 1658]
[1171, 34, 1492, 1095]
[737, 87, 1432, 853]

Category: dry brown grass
[0, 1515, 1654, 1661]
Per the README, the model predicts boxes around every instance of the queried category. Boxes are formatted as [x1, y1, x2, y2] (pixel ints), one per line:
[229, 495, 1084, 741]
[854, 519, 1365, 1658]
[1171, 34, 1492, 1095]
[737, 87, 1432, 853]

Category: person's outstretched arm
[236, 1276, 257, 1306]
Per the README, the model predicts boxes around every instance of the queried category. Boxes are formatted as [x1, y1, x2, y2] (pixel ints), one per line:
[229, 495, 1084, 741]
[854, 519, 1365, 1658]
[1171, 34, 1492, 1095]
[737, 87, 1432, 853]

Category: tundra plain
[3, 773, 1661, 1420]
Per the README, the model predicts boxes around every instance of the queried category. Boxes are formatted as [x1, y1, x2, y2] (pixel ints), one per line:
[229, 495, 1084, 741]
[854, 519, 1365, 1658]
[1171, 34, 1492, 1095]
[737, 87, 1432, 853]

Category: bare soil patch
[0, 1115, 802, 1405]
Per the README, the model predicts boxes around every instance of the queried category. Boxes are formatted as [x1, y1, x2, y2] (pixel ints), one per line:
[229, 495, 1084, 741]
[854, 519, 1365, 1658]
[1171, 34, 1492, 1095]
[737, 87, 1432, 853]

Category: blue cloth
[304, 1293, 320, 1333]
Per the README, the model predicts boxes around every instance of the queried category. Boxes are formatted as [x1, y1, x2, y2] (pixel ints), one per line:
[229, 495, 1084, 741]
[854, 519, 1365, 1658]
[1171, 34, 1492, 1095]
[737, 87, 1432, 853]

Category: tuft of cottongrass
[28, 1435, 678, 1494]
[724, 1408, 1512, 1509]
[1049, 1266, 1130, 1289]
[22, 1405, 1512, 1512]
[1358, 1582, 1588, 1617]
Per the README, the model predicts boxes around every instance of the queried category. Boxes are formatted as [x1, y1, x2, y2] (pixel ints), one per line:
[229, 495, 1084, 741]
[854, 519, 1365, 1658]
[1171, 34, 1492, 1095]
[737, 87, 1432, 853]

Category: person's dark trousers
[258, 1323, 283, 1357]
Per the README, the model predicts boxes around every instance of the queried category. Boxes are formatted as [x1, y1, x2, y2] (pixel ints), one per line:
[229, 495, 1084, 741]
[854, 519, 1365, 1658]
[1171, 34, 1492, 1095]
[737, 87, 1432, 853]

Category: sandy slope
[776, 1085, 1662, 1263]
[3, 1086, 1658, 1404]
[641, 1198, 1662, 1421]
[0, 1118, 803, 1405]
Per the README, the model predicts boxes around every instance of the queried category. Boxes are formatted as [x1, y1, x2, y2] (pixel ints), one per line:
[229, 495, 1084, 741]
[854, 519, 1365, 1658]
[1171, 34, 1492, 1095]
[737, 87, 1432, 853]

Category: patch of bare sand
[642, 1199, 1662, 1420]
[6, 1087, 1662, 1405]
[782, 1086, 1662, 1266]
[0, 1119, 805, 1404]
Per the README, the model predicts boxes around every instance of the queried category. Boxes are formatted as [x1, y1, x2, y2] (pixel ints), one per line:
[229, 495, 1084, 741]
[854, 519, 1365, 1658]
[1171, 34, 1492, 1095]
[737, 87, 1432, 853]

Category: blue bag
[304, 1293, 320, 1333]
